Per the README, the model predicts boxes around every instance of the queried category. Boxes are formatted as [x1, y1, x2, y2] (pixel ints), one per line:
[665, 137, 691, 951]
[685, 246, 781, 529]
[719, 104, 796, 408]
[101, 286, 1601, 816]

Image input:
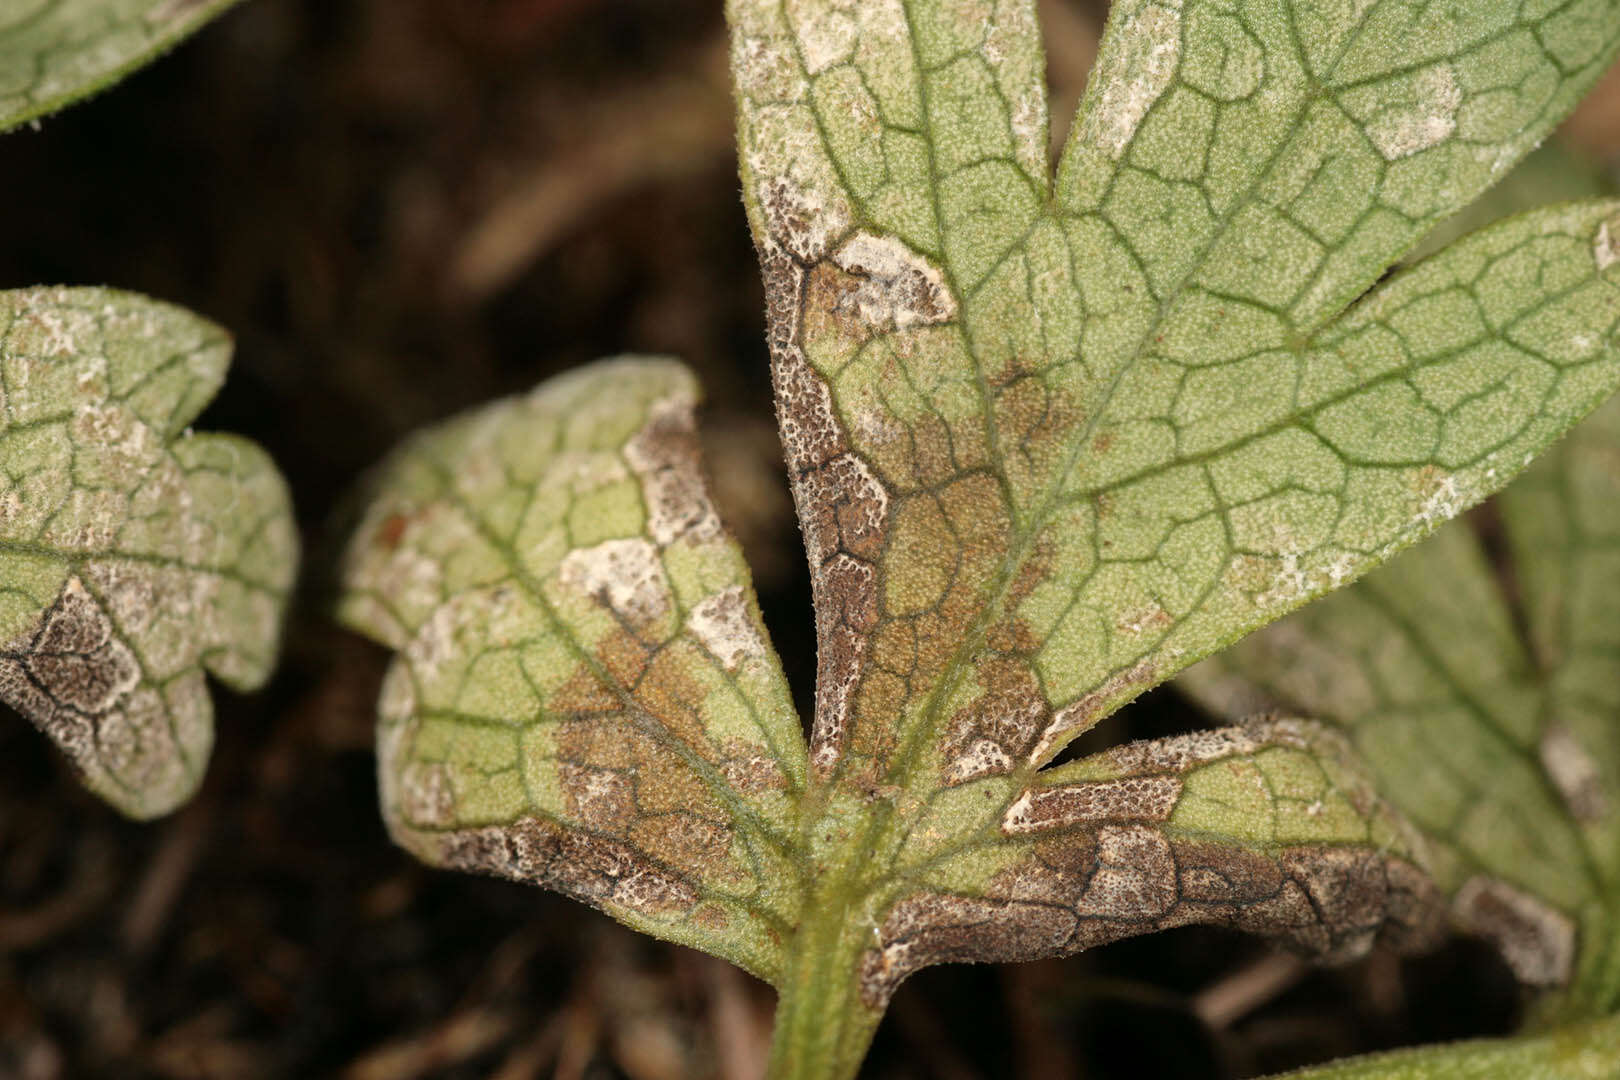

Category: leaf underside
[0, 0, 243, 134]
[338, 360, 808, 982]
[0, 287, 296, 819]
[340, 0, 1620, 1054]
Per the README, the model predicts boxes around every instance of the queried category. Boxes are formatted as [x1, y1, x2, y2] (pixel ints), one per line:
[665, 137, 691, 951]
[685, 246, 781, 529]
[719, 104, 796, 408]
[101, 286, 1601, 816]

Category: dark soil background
[2, 2, 1618, 1077]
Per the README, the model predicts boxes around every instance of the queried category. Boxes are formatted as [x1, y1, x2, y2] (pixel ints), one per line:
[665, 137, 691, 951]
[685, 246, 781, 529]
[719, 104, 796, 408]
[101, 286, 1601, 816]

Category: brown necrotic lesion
[859, 832, 1444, 1008]
[0, 575, 164, 803]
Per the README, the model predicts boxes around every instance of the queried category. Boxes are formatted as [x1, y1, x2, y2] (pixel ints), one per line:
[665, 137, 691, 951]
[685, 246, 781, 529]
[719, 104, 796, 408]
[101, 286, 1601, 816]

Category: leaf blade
[0, 0, 243, 134]
[732, 0, 1620, 806]
[1056, 0, 1620, 333]
[338, 357, 808, 983]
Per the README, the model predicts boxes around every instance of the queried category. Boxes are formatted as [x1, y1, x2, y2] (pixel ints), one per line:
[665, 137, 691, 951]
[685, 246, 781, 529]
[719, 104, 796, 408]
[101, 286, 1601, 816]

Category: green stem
[765, 877, 888, 1080]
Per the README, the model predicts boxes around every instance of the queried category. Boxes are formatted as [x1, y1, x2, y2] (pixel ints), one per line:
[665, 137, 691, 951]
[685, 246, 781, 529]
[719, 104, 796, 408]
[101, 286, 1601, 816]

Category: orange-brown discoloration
[551, 665, 622, 718]
[594, 627, 653, 689]
[630, 814, 737, 881]
[376, 512, 410, 551]
[870, 621, 919, 678]
[634, 647, 713, 749]
[802, 261, 877, 356]
[911, 414, 961, 489]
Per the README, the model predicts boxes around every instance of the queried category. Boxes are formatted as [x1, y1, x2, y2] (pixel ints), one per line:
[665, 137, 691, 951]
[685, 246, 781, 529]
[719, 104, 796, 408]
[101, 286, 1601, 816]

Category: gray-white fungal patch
[1366, 65, 1460, 161]
[687, 586, 768, 671]
[17, 578, 142, 714]
[1075, 824, 1178, 918]
[771, 336, 843, 477]
[439, 816, 698, 915]
[811, 552, 878, 774]
[558, 762, 637, 832]
[1002, 776, 1182, 834]
[624, 395, 722, 547]
[1596, 219, 1619, 273]
[758, 170, 852, 266]
[1539, 726, 1608, 822]
[944, 738, 1014, 786]
[788, 0, 858, 74]
[767, 326, 889, 777]
[403, 593, 480, 686]
[831, 232, 957, 330]
[558, 538, 671, 623]
[857, 837, 1445, 1007]
[0, 576, 174, 811]
[399, 760, 456, 828]
[1077, 2, 1182, 160]
[1453, 875, 1576, 987]
[1100, 717, 1312, 775]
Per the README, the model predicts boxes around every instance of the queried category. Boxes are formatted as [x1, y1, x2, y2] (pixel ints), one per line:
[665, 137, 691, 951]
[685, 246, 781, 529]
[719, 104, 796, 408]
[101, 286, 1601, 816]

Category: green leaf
[0, 0, 243, 134]
[0, 286, 296, 819]
[337, 358, 807, 983]
[1262, 1012, 1620, 1079]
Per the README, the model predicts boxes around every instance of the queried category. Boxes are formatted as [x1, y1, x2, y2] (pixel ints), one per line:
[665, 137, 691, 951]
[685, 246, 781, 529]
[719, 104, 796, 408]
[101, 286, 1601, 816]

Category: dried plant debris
[1183, 394, 1620, 1019]
[339, 0, 1620, 1075]
[0, 287, 296, 818]
[0, 0, 245, 134]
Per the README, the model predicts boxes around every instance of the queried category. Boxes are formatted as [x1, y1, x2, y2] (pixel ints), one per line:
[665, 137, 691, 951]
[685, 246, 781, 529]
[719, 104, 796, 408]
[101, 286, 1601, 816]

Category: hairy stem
[766, 874, 887, 1080]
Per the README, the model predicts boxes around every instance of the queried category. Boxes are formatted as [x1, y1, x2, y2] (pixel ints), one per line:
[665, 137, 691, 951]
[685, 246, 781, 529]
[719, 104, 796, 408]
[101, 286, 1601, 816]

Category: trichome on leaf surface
[334, 0, 1620, 1077]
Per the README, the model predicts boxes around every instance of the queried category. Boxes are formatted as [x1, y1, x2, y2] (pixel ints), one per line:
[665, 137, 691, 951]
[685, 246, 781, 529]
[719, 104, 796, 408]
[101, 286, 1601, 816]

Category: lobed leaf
[338, 358, 807, 983]
[730, 0, 1620, 1004]
[0, 286, 296, 818]
[0, 0, 243, 134]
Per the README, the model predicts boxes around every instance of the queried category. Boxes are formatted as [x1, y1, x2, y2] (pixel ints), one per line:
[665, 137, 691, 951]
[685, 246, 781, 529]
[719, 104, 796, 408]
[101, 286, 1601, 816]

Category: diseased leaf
[728, 0, 1620, 1068]
[0, 0, 242, 134]
[1261, 1011, 1620, 1080]
[731, 0, 1620, 796]
[1182, 392, 1620, 1018]
[337, 358, 807, 983]
[0, 286, 296, 819]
